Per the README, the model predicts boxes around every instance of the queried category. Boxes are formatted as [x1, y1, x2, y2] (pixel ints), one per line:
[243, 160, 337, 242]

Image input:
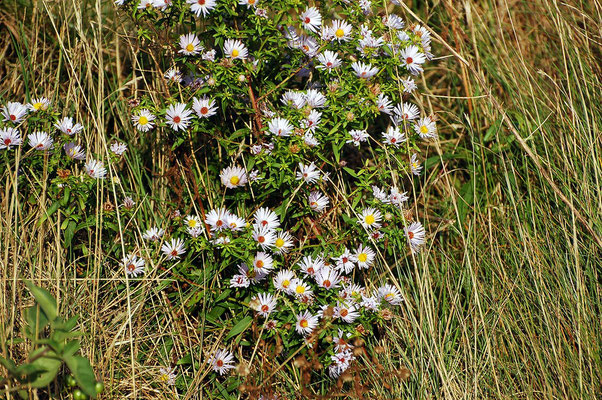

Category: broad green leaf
[225, 315, 252, 341]
[64, 355, 97, 398]
[25, 282, 57, 321]
[29, 355, 61, 388]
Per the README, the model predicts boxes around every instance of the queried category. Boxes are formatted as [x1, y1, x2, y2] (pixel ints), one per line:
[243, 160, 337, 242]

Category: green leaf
[29, 355, 61, 388]
[225, 315, 252, 341]
[25, 282, 57, 321]
[0, 356, 17, 374]
[25, 305, 49, 335]
[64, 220, 77, 247]
[64, 355, 97, 398]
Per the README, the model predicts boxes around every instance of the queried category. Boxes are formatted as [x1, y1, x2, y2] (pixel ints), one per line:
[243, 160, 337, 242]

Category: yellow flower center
[275, 238, 285, 247]
[335, 28, 344, 38]
[365, 215, 375, 225]
[232, 49, 240, 57]
[138, 116, 148, 125]
[385, 293, 394, 299]
[230, 175, 240, 185]
[282, 279, 290, 288]
[296, 285, 305, 294]
[358, 253, 368, 263]
[420, 125, 429, 134]
[33, 102, 43, 110]
[186, 43, 195, 52]
[160, 374, 169, 382]
[256, 260, 264, 268]
[300, 319, 308, 328]
[188, 220, 197, 228]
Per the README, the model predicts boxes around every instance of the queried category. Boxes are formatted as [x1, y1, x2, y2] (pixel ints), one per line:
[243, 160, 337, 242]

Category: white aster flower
[64, 142, 86, 160]
[165, 103, 193, 131]
[253, 292, 277, 317]
[358, 207, 382, 230]
[400, 45, 427, 75]
[55, 117, 83, 136]
[205, 208, 229, 231]
[28, 97, 51, 112]
[161, 238, 186, 260]
[377, 283, 404, 305]
[393, 102, 420, 123]
[253, 251, 274, 274]
[273, 231, 294, 254]
[143, 227, 165, 242]
[158, 367, 176, 385]
[0, 128, 22, 150]
[308, 191, 329, 212]
[295, 310, 319, 336]
[84, 159, 107, 179]
[300, 7, 321, 33]
[296, 162, 320, 184]
[405, 221, 426, 253]
[122, 254, 145, 277]
[410, 153, 422, 175]
[414, 116, 437, 139]
[223, 39, 248, 60]
[131, 109, 156, 132]
[314, 267, 341, 290]
[351, 61, 379, 79]
[178, 33, 203, 55]
[2, 102, 28, 124]
[253, 225, 276, 250]
[267, 117, 293, 136]
[28, 132, 53, 151]
[220, 165, 248, 189]
[333, 248, 355, 274]
[353, 244, 375, 269]
[110, 142, 128, 156]
[382, 126, 406, 147]
[304, 89, 327, 108]
[346, 129, 369, 147]
[254, 207, 280, 230]
[330, 19, 353, 42]
[192, 96, 217, 118]
[208, 349, 235, 375]
[187, 0, 217, 17]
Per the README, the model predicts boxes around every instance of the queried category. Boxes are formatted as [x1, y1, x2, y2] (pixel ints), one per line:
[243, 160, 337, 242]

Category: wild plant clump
[2, 0, 437, 396]
[114, 0, 435, 396]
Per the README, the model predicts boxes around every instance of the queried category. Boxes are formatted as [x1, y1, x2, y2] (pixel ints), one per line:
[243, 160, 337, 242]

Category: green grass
[1, 0, 601, 398]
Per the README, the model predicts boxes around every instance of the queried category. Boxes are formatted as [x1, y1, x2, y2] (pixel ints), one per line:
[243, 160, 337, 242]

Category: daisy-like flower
[410, 153, 422, 175]
[314, 267, 341, 290]
[138, 0, 154, 9]
[402, 77, 418, 93]
[253, 225, 276, 250]
[161, 238, 186, 260]
[330, 20, 353, 42]
[110, 142, 127, 156]
[84, 159, 107, 179]
[298, 255, 324, 278]
[253, 293, 277, 317]
[405, 221, 426, 253]
[267, 117, 293, 137]
[281, 90, 306, 109]
[377, 93, 393, 115]
[377, 283, 403, 305]
[226, 213, 246, 231]
[372, 185, 389, 203]
[400, 45, 427, 75]
[296, 162, 320, 184]
[351, 61, 379, 79]
[346, 129, 370, 147]
[300, 7, 321, 33]
[192, 96, 217, 118]
[205, 208, 229, 232]
[184, 215, 202, 230]
[55, 117, 83, 136]
[340, 284, 365, 300]
[335, 302, 360, 323]
[308, 191, 329, 212]
[273, 269, 295, 292]
[238, 262, 268, 284]
[122, 197, 136, 210]
[382, 126, 406, 147]
[2, 102, 28, 124]
[64, 142, 86, 160]
[273, 231, 294, 254]
[301, 110, 322, 132]
[220, 165, 248, 189]
[290, 278, 313, 298]
[253, 252, 274, 274]
[0, 128, 22, 150]
[122, 254, 145, 277]
[28, 97, 51, 112]
[238, 0, 257, 8]
[254, 207, 280, 230]
[358, 207, 382, 230]
[295, 310, 319, 336]
[143, 227, 164, 242]
[230, 273, 251, 288]
[187, 0, 216, 17]
[164, 67, 182, 83]
[333, 329, 354, 352]
[361, 295, 380, 311]
[28, 132, 53, 151]
[353, 244, 375, 269]
[414, 116, 437, 139]
[333, 248, 355, 274]
[165, 103, 193, 131]
[390, 187, 409, 206]
[158, 367, 176, 385]
[329, 350, 355, 378]
[223, 39, 248, 60]
[178, 33, 203, 55]
[131, 109, 156, 132]
[392, 102, 420, 123]
[304, 89, 327, 108]
[383, 14, 405, 29]
[209, 349, 235, 375]
[298, 35, 318, 56]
